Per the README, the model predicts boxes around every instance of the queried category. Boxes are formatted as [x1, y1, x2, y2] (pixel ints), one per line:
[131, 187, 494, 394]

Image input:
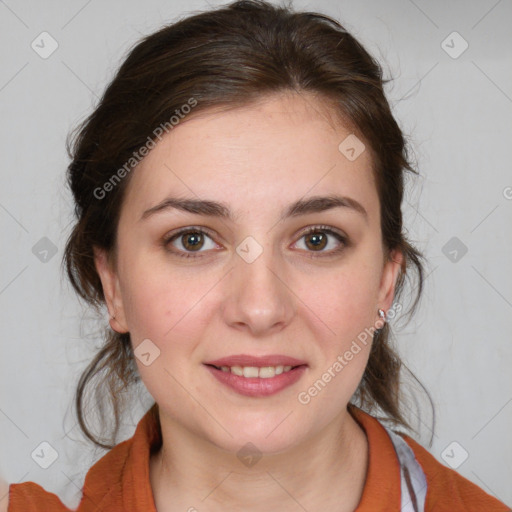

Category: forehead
[121, 93, 378, 224]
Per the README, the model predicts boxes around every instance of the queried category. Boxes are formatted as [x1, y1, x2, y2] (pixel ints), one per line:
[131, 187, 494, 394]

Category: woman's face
[95, 92, 402, 454]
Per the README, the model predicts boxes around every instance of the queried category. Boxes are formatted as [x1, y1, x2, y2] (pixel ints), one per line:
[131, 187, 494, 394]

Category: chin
[207, 417, 305, 456]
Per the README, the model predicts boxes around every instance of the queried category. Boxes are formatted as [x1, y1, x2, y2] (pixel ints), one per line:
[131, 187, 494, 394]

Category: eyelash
[161, 225, 349, 260]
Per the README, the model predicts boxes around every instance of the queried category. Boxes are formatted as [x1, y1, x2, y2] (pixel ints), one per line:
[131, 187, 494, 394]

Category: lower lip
[204, 364, 307, 397]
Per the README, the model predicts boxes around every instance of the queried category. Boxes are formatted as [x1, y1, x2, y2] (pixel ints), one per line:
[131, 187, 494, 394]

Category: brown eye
[295, 225, 348, 258]
[181, 231, 205, 251]
[304, 231, 328, 251]
[163, 227, 218, 259]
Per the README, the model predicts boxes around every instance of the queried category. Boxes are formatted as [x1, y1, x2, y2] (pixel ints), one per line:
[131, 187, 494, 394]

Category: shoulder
[401, 434, 511, 511]
[0, 439, 134, 512]
[0, 407, 158, 512]
[1, 440, 131, 512]
[3, 481, 71, 511]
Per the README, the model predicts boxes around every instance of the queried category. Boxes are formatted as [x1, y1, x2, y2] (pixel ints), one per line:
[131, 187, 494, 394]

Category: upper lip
[204, 354, 308, 368]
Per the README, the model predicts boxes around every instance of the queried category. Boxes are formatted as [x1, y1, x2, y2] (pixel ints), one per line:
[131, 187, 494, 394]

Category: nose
[221, 245, 295, 337]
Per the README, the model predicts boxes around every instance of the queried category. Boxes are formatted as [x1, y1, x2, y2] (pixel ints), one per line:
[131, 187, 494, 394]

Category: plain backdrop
[0, 0, 511, 508]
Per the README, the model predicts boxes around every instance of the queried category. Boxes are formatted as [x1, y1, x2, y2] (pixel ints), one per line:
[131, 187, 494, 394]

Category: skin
[0, 478, 8, 512]
[94, 91, 403, 511]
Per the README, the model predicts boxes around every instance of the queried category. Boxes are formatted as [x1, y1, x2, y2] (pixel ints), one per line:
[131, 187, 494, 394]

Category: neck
[149, 407, 368, 512]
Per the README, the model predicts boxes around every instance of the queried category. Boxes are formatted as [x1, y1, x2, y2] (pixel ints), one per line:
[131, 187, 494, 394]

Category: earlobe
[93, 246, 129, 333]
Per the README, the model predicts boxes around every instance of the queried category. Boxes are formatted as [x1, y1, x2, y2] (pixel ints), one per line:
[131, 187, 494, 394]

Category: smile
[204, 363, 307, 397]
[211, 364, 297, 378]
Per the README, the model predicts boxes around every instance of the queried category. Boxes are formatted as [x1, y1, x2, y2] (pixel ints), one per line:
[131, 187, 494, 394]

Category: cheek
[119, 255, 217, 345]
[118, 255, 178, 340]
[121, 278, 167, 338]
[300, 269, 378, 409]
[315, 264, 381, 338]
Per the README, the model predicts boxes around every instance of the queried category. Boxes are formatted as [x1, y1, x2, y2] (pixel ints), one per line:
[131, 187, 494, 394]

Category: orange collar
[349, 406, 401, 510]
[79, 404, 401, 511]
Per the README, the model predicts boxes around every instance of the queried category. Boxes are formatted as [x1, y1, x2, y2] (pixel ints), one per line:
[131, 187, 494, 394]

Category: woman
[3, 0, 510, 510]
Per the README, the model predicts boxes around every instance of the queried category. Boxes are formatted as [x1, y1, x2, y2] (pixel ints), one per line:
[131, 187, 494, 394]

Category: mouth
[203, 361, 308, 397]
[204, 363, 306, 379]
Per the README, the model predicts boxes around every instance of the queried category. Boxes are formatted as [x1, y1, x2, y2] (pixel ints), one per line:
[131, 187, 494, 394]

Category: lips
[204, 354, 308, 368]
[204, 363, 307, 397]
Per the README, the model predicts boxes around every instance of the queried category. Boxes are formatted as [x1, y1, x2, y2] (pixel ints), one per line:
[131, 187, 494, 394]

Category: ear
[376, 247, 404, 318]
[93, 246, 129, 333]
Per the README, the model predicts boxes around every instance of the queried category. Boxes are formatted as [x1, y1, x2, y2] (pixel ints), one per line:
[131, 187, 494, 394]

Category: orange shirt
[7, 405, 510, 511]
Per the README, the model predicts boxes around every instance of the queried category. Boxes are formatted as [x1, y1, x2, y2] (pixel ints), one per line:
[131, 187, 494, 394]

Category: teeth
[231, 366, 243, 376]
[259, 366, 276, 378]
[218, 365, 296, 378]
[243, 366, 259, 378]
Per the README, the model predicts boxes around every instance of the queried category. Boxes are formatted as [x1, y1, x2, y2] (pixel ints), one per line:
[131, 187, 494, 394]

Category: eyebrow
[139, 194, 368, 223]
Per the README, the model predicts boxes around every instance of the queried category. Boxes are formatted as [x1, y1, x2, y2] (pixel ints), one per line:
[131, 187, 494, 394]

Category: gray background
[0, 0, 511, 508]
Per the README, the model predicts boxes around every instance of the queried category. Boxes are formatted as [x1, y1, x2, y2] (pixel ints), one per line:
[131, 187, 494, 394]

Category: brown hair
[63, 0, 433, 449]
